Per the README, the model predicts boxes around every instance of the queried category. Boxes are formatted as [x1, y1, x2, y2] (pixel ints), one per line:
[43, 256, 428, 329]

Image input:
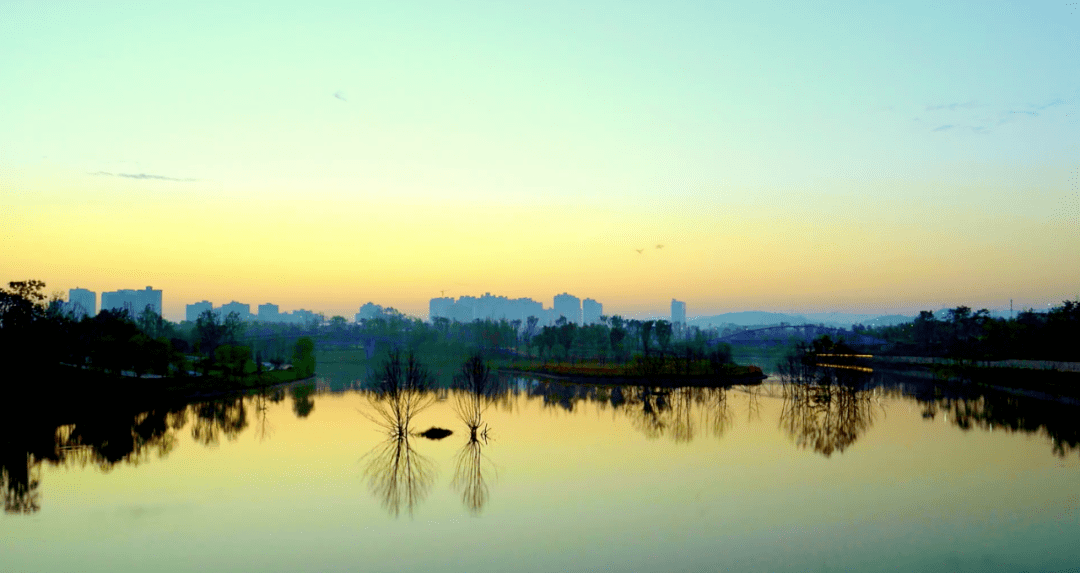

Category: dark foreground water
[3, 374, 1079, 572]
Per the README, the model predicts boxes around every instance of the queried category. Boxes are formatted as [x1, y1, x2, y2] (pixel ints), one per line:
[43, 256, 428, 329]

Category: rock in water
[418, 427, 453, 440]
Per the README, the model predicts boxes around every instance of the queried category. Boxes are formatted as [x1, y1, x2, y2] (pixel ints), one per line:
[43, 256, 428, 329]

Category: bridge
[713, 324, 887, 347]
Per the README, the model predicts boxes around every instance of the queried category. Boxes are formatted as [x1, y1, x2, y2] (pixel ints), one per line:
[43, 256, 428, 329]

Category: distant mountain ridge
[688, 311, 916, 328]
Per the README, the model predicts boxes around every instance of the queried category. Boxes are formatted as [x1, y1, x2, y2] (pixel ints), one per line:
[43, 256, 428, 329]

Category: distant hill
[688, 311, 916, 329]
[688, 312, 808, 327]
[861, 314, 915, 327]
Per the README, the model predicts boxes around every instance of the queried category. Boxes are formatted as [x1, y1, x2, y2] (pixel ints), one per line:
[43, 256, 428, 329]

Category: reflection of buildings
[102, 286, 162, 318]
[583, 298, 603, 325]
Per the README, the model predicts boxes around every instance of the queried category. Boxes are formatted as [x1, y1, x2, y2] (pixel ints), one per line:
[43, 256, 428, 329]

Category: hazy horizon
[7, 280, 1061, 324]
[4, 2, 1077, 322]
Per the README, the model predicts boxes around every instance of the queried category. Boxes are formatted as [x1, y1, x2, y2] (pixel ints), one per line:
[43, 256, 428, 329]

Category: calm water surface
[3, 375, 1079, 572]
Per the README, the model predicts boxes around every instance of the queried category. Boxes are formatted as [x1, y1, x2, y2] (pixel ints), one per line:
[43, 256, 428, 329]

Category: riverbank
[8, 364, 313, 427]
[500, 361, 766, 387]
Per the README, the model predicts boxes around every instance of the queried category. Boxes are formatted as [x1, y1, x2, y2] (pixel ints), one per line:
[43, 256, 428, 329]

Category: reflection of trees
[450, 353, 497, 514]
[916, 388, 1080, 459]
[452, 434, 493, 515]
[364, 350, 434, 437]
[779, 380, 875, 457]
[251, 387, 284, 441]
[290, 383, 315, 418]
[700, 387, 732, 438]
[361, 350, 438, 517]
[620, 387, 698, 442]
[1, 453, 40, 514]
[362, 434, 435, 518]
[743, 384, 761, 422]
[2, 405, 187, 514]
[190, 398, 248, 446]
[623, 387, 671, 439]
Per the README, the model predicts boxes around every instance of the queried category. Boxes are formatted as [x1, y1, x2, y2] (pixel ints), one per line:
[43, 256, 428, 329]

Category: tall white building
[671, 299, 687, 326]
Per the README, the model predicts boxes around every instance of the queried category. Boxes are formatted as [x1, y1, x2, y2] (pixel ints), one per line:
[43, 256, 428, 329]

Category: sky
[2, 0, 1078, 321]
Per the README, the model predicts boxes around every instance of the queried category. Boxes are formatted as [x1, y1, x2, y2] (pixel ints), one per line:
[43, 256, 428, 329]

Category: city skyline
[3, 2, 1077, 321]
[35, 281, 1067, 324]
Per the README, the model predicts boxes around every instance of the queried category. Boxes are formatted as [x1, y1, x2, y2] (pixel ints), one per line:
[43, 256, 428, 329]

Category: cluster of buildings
[63, 286, 162, 320]
[60, 285, 688, 329]
[428, 292, 603, 326]
[184, 300, 321, 325]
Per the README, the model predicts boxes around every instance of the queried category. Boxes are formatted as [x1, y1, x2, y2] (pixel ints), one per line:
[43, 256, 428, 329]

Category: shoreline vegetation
[500, 359, 765, 386]
[782, 337, 1080, 402]
[4, 279, 1080, 408]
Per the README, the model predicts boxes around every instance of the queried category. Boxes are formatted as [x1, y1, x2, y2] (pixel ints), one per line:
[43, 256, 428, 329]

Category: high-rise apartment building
[428, 293, 559, 325]
[429, 297, 454, 320]
[258, 303, 280, 322]
[136, 286, 163, 317]
[671, 299, 686, 326]
[582, 298, 602, 325]
[218, 301, 252, 320]
[101, 289, 137, 317]
[66, 288, 96, 319]
[102, 286, 162, 318]
[553, 293, 582, 325]
[186, 300, 212, 322]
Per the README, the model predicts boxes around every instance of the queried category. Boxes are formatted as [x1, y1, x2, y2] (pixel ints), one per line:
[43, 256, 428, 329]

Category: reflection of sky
[3, 2, 1078, 319]
[3, 385, 1080, 572]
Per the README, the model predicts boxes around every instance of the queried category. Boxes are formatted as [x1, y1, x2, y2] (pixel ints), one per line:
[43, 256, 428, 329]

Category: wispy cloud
[924, 97, 1068, 133]
[333, 91, 347, 102]
[925, 101, 980, 112]
[91, 171, 197, 182]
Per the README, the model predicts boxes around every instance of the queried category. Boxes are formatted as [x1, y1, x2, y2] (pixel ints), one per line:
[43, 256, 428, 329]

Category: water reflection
[191, 398, 248, 446]
[252, 387, 285, 442]
[451, 353, 497, 515]
[1, 405, 187, 514]
[1, 454, 39, 515]
[4, 367, 1079, 518]
[779, 382, 877, 457]
[775, 356, 879, 457]
[362, 433, 435, 518]
[908, 383, 1080, 459]
[290, 383, 315, 418]
[361, 350, 438, 517]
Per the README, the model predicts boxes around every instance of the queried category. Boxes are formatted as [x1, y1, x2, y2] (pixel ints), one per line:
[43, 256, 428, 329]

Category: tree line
[854, 302, 1080, 362]
[0, 280, 315, 384]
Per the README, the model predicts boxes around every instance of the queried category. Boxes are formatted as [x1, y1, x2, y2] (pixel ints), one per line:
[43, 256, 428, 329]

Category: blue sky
[2, 0, 1077, 320]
